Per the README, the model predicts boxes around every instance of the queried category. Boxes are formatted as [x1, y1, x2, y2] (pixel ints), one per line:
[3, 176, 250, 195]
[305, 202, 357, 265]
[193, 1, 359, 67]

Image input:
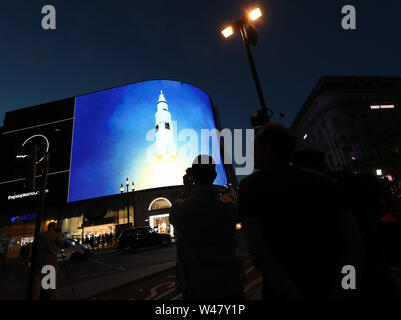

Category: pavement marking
[244, 276, 262, 293]
[245, 266, 255, 275]
[145, 282, 175, 300]
[154, 285, 177, 300]
[166, 275, 261, 300]
[150, 266, 257, 300]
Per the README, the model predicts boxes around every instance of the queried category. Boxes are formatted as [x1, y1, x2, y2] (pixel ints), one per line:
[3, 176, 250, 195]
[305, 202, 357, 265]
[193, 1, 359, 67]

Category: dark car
[116, 226, 172, 252]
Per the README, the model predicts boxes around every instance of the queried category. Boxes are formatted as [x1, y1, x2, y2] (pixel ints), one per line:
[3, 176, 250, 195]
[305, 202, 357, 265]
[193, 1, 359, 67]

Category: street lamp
[249, 8, 262, 21]
[221, 7, 272, 127]
[131, 181, 136, 229]
[221, 26, 234, 38]
[120, 178, 131, 228]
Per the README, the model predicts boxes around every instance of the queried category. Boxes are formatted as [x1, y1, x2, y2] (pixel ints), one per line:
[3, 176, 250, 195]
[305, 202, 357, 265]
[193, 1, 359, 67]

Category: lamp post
[221, 8, 272, 126]
[120, 178, 130, 227]
[120, 178, 135, 228]
[131, 181, 136, 228]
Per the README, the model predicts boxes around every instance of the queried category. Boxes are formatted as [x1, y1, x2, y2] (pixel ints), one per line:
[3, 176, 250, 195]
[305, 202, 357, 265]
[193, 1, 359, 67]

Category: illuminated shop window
[149, 213, 174, 237]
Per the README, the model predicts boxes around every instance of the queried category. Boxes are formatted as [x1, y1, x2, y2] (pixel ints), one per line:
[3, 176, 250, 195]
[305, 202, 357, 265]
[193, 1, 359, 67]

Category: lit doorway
[149, 214, 174, 238]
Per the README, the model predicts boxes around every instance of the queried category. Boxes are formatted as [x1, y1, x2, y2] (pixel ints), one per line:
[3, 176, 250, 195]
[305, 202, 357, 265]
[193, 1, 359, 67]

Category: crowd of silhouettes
[83, 233, 114, 249]
[170, 123, 400, 300]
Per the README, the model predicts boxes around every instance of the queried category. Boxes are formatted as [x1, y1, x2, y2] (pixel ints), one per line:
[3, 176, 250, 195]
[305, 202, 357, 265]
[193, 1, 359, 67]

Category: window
[148, 198, 172, 211]
[149, 214, 172, 236]
[370, 104, 395, 110]
[165, 122, 170, 130]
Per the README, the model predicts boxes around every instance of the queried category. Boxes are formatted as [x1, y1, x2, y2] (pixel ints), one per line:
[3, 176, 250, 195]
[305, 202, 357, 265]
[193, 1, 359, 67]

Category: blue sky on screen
[68, 80, 227, 202]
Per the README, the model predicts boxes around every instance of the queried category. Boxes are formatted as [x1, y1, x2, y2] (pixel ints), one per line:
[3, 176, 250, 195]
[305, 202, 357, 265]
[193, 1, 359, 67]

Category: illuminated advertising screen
[68, 80, 228, 202]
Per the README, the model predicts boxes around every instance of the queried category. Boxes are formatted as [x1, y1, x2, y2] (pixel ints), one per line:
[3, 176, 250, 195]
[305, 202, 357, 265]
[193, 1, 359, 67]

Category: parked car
[116, 226, 171, 252]
[58, 239, 93, 262]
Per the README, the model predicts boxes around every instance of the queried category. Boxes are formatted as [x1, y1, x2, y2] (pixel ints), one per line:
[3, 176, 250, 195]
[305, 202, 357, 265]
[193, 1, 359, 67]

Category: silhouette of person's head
[47, 222, 57, 232]
[254, 123, 296, 169]
[191, 155, 217, 186]
[291, 147, 329, 171]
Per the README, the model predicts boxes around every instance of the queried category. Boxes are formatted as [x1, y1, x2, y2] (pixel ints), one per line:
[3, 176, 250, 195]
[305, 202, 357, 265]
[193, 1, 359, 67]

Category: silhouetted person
[170, 155, 243, 300]
[105, 233, 109, 246]
[32, 222, 69, 300]
[238, 123, 365, 300]
[101, 234, 105, 249]
[20, 243, 28, 260]
[292, 147, 398, 298]
[90, 235, 95, 248]
[0, 241, 7, 269]
[291, 147, 329, 172]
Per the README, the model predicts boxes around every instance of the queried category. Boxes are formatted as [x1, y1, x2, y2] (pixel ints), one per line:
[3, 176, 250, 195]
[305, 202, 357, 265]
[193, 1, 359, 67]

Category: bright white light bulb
[249, 8, 262, 21]
[222, 26, 234, 38]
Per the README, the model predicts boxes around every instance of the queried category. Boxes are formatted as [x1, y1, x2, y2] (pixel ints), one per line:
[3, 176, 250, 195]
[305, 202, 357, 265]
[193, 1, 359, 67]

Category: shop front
[0, 218, 58, 259]
[149, 213, 174, 237]
[146, 197, 174, 238]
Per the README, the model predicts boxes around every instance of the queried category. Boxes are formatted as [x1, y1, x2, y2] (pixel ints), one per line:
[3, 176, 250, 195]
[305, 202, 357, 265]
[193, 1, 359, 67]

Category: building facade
[0, 80, 237, 258]
[291, 76, 401, 179]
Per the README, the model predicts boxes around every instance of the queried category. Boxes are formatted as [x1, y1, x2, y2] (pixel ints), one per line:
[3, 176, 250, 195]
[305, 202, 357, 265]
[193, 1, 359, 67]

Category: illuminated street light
[221, 7, 272, 126]
[249, 8, 262, 21]
[120, 178, 134, 228]
[376, 169, 382, 176]
[131, 181, 136, 229]
[221, 26, 234, 38]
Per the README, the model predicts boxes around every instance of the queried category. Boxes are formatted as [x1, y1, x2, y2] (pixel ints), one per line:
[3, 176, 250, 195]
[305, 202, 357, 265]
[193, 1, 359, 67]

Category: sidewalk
[57, 260, 176, 300]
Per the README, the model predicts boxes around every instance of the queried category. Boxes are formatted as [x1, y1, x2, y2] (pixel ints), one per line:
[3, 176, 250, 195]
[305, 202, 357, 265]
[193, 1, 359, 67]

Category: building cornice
[291, 76, 401, 130]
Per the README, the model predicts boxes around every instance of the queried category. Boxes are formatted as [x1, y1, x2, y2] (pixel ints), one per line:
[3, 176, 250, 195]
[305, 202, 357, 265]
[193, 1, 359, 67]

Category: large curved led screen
[68, 80, 228, 202]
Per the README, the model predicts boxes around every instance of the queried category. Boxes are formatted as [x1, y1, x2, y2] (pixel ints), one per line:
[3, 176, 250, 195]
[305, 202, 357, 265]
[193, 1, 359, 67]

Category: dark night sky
[1, 0, 401, 131]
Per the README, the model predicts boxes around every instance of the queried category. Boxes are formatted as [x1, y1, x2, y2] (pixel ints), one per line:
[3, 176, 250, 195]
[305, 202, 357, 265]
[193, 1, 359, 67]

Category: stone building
[291, 76, 401, 178]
